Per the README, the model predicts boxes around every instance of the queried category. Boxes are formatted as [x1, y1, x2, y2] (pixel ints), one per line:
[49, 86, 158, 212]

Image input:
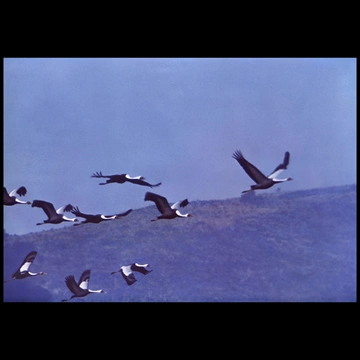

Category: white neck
[15, 199, 28, 204]
[273, 178, 289, 183]
[62, 216, 77, 222]
[175, 210, 189, 218]
[88, 289, 103, 293]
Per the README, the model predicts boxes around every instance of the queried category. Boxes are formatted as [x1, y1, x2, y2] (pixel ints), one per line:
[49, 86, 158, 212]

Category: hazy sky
[4, 58, 356, 235]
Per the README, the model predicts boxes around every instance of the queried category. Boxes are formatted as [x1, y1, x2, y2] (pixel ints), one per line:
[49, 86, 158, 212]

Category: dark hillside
[3, 184, 356, 302]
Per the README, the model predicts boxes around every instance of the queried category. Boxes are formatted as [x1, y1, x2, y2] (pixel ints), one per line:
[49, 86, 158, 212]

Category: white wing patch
[171, 201, 181, 210]
[56, 205, 66, 214]
[268, 169, 284, 180]
[121, 265, 132, 276]
[79, 279, 89, 290]
[9, 188, 19, 197]
[20, 261, 32, 272]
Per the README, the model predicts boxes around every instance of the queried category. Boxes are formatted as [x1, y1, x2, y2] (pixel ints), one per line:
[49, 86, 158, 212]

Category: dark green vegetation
[3, 184, 356, 302]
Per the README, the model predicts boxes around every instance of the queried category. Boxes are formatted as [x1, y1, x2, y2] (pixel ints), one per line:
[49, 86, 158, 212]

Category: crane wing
[4, 187, 11, 202]
[56, 204, 73, 214]
[171, 199, 189, 209]
[268, 151, 290, 179]
[32, 200, 57, 219]
[18, 251, 37, 273]
[70, 206, 91, 218]
[126, 177, 161, 188]
[120, 268, 137, 286]
[131, 263, 152, 275]
[232, 150, 268, 184]
[77, 270, 91, 289]
[65, 275, 80, 295]
[9, 186, 27, 197]
[91, 171, 110, 178]
[113, 209, 133, 217]
[144, 192, 172, 214]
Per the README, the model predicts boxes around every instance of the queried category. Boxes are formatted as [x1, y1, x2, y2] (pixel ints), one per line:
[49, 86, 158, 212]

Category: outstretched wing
[65, 275, 80, 295]
[32, 200, 57, 219]
[120, 267, 137, 286]
[113, 209, 133, 217]
[126, 177, 161, 188]
[268, 151, 290, 179]
[232, 150, 268, 184]
[17, 251, 37, 273]
[144, 192, 172, 215]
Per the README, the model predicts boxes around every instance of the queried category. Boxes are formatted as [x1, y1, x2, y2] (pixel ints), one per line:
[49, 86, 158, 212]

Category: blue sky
[4, 58, 356, 235]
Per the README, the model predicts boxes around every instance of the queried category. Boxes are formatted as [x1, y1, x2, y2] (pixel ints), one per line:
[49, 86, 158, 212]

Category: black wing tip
[27, 250, 38, 259]
[127, 277, 137, 286]
[121, 271, 137, 286]
[150, 182, 162, 188]
[180, 199, 189, 207]
[91, 171, 103, 178]
[232, 150, 243, 160]
[144, 191, 162, 202]
[64, 204, 74, 212]
[31, 199, 41, 208]
[70, 205, 80, 214]
[117, 209, 133, 217]
[283, 151, 290, 166]
[65, 274, 75, 283]
[144, 191, 153, 201]
[17, 186, 27, 196]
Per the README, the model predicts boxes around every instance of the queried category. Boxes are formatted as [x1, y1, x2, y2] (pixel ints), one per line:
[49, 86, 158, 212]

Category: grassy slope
[3, 184, 356, 302]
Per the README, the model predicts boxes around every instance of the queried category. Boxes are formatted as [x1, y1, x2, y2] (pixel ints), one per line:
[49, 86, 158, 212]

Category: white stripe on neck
[15, 199, 28, 204]
[175, 210, 188, 218]
[62, 215, 77, 222]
